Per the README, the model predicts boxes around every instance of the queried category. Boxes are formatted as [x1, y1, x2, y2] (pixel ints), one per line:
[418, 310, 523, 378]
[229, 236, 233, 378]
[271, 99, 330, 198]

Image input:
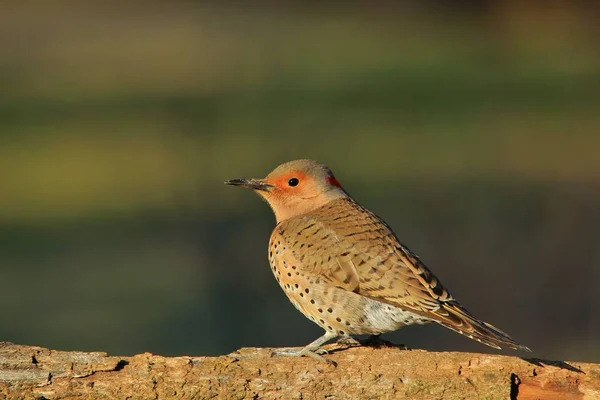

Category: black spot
[292, 266, 296, 270]
[294, 284, 299, 288]
[319, 319, 325, 324]
[305, 288, 310, 294]
[327, 308, 333, 313]
[340, 251, 349, 257]
[345, 321, 350, 326]
[318, 308, 323, 313]
[287, 273, 291, 277]
[300, 293, 304, 297]
[327, 326, 333, 330]
[339, 330, 345, 335]
[336, 317, 342, 322]
[310, 299, 315, 304]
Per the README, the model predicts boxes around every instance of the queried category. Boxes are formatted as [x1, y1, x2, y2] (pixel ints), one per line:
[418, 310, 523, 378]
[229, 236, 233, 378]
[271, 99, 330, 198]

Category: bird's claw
[271, 348, 336, 366]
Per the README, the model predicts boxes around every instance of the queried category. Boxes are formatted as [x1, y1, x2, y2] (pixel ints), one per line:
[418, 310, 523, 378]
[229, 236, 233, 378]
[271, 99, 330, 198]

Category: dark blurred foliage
[0, 1, 599, 362]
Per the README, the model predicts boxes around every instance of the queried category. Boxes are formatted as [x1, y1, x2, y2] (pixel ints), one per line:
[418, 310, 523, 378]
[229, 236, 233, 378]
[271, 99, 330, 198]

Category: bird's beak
[224, 178, 273, 192]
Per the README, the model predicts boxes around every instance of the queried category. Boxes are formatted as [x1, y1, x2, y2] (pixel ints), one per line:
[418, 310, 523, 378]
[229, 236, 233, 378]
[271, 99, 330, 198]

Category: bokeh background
[1, 1, 599, 363]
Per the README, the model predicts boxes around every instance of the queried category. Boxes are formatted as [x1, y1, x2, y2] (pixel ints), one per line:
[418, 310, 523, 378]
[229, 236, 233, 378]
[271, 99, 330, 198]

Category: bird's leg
[272, 331, 337, 365]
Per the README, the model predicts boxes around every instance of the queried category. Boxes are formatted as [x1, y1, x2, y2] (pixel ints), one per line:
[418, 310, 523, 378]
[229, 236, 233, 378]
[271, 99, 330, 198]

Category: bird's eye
[288, 178, 299, 187]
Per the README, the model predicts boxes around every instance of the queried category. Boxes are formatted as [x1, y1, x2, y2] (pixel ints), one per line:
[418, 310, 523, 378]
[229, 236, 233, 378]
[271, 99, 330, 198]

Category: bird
[225, 159, 530, 364]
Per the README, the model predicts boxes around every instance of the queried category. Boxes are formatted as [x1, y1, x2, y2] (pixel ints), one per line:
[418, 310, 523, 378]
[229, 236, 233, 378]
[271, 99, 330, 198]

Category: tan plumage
[226, 159, 530, 363]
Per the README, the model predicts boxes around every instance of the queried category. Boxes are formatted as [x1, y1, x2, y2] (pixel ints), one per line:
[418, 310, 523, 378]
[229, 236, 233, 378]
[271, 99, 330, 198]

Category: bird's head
[225, 159, 349, 222]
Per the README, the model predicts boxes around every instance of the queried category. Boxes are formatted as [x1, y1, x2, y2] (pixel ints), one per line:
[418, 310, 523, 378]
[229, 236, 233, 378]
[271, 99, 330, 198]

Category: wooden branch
[1, 341, 598, 399]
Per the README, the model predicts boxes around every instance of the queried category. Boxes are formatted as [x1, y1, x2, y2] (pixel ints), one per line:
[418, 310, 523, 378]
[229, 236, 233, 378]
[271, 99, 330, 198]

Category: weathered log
[0, 342, 598, 399]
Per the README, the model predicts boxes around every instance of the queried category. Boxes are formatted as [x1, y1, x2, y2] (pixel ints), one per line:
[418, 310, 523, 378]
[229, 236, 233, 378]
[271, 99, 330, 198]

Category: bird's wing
[274, 198, 529, 351]
[274, 198, 451, 313]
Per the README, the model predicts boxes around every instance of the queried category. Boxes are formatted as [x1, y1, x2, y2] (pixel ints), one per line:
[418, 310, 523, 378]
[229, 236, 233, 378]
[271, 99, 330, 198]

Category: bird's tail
[434, 301, 531, 352]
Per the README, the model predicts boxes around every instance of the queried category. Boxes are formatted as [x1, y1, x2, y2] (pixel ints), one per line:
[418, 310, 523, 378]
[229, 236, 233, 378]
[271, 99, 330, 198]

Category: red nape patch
[327, 176, 343, 188]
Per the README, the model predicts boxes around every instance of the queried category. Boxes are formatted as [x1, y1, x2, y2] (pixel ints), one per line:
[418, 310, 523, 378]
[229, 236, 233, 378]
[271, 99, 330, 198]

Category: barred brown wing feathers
[277, 198, 454, 315]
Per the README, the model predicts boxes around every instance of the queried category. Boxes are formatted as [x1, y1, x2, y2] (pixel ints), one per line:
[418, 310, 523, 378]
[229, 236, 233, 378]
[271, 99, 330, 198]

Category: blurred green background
[1, 1, 599, 363]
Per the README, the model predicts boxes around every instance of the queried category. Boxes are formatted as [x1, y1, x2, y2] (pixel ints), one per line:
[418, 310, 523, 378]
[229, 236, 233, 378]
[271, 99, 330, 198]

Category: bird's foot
[271, 331, 338, 365]
[271, 347, 336, 366]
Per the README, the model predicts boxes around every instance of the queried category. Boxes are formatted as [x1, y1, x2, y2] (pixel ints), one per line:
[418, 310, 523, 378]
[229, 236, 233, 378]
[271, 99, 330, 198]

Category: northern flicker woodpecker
[226, 159, 530, 364]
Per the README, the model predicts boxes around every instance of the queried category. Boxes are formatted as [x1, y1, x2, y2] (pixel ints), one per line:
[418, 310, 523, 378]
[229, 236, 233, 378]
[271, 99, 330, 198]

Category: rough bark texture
[0, 341, 599, 399]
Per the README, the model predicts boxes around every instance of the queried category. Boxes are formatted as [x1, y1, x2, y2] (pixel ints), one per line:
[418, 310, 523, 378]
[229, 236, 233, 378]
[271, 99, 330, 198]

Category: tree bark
[0, 341, 598, 399]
